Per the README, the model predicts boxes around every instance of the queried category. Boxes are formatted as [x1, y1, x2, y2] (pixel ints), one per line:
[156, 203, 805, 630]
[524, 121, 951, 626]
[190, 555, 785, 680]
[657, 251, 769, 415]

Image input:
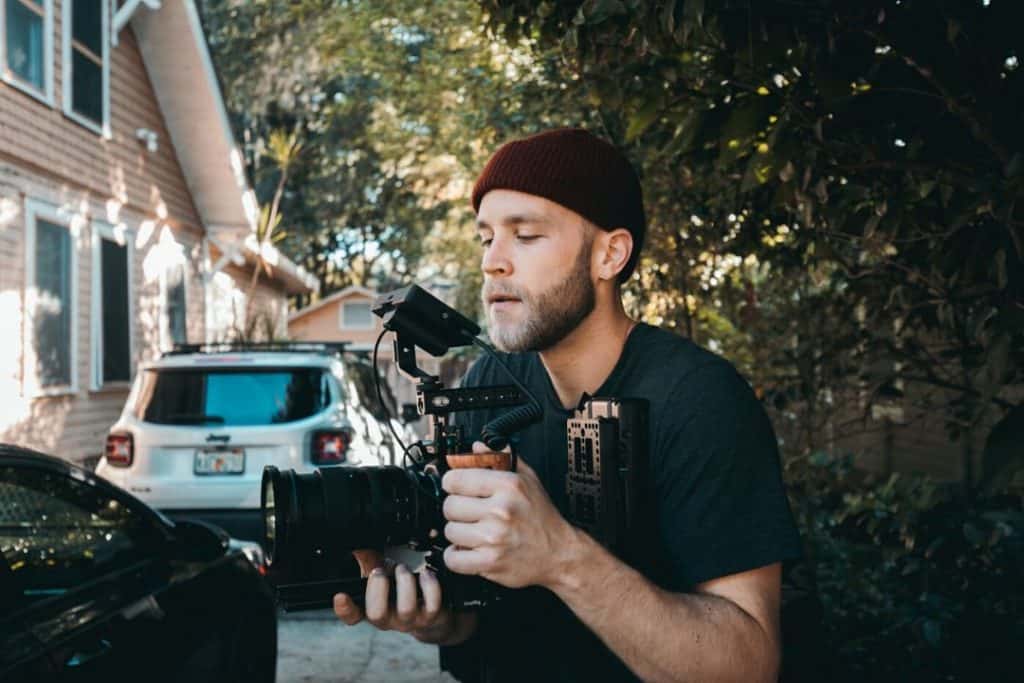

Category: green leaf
[980, 404, 1024, 494]
[581, 0, 627, 25]
[717, 96, 774, 167]
[863, 213, 881, 238]
[1005, 153, 1022, 179]
[683, 0, 705, 25]
[626, 98, 660, 142]
[995, 249, 1008, 289]
[661, 0, 678, 36]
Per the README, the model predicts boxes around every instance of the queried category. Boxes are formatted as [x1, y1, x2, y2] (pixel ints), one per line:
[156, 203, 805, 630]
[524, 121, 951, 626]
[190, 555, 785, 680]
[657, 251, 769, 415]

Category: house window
[92, 223, 132, 388]
[165, 264, 187, 347]
[24, 200, 78, 395]
[62, 0, 108, 134]
[341, 301, 373, 329]
[1, 0, 54, 102]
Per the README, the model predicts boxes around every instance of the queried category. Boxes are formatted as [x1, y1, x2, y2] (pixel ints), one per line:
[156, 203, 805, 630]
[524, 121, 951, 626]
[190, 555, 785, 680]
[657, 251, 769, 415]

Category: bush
[785, 453, 1024, 682]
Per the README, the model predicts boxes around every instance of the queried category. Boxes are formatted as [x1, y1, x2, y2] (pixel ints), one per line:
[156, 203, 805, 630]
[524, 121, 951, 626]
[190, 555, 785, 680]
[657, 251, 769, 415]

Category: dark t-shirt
[440, 323, 802, 682]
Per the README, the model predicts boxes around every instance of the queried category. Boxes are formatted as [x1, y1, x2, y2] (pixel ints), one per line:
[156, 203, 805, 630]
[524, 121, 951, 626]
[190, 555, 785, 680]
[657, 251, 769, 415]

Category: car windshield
[134, 367, 332, 426]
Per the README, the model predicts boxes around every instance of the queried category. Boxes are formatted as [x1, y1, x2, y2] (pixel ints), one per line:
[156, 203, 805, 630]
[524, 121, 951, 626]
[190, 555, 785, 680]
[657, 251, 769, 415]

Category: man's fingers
[443, 494, 491, 522]
[444, 520, 506, 548]
[471, 441, 511, 454]
[442, 468, 515, 497]
[333, 592, 364, 626]
[418, 569, 442, 619]
[364, 567, 391, 624]
[443, 544, 493, 576]
[394, 564, 418, 628]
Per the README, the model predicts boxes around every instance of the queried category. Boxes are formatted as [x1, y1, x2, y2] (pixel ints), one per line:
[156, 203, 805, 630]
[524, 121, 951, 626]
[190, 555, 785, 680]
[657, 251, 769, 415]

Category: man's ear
[595, 228, 634, 282]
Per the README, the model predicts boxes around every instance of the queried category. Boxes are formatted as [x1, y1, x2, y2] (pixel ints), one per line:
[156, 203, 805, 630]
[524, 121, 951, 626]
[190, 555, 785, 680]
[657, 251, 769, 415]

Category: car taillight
[312, 430, 350, 465]
[105, 433, 133, 467]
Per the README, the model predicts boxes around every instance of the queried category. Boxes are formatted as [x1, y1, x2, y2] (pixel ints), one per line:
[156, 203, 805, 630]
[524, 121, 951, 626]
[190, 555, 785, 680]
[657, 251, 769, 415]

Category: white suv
[95, 343, 408, 540]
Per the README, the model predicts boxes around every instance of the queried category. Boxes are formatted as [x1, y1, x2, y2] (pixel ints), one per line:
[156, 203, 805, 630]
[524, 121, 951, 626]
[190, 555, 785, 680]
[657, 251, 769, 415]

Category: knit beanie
[471, 128, 645, 282]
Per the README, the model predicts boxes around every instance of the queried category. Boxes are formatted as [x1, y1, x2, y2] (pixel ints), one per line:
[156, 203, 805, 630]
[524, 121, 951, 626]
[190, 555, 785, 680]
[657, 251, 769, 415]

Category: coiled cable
[469, 336, 544, 451]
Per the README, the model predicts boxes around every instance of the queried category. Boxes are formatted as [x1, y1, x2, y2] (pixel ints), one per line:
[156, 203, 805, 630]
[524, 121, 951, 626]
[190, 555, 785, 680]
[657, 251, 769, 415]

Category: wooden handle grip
[446, 452, 515, 471]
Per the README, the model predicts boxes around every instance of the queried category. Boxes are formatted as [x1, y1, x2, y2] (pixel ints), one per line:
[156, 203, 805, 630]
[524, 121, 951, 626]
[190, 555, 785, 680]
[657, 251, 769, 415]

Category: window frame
[159, 261, 188, 351]
[23, 198, 80, 398]
[61, 0, 110, 137]
[90, 219, 135, 391]
[0, 0, 55, 105]
[340, 300, 374, 330]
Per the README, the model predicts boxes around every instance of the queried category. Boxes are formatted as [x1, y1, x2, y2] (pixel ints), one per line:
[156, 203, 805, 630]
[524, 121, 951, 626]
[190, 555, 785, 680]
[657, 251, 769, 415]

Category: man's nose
[481, 236, 512, 276]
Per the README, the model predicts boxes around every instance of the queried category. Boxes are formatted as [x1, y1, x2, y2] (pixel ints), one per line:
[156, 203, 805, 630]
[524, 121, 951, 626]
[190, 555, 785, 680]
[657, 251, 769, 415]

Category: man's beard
[484, 237, 595, 353]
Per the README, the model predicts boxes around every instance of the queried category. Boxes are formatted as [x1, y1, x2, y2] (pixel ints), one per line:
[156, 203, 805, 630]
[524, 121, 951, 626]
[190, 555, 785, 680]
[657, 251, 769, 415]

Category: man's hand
[441, 442, 577, 589]
[332, 550, 477, 645]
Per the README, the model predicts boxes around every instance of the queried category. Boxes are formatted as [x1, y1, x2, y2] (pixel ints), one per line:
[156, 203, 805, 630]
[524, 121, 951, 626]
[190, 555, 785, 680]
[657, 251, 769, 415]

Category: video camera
[260, 285, 649, 611]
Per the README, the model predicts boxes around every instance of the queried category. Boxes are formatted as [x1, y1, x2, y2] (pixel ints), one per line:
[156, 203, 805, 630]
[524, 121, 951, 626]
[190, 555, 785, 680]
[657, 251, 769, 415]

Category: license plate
[194, 447, 245, 475]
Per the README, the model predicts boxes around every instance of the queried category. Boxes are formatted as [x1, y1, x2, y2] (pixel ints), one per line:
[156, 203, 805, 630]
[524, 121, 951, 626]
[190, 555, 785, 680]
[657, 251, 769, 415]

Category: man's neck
[538, 301, 635, 411]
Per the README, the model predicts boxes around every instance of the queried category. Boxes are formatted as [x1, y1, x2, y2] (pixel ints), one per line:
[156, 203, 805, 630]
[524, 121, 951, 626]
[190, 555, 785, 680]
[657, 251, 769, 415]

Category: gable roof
[289, 285, 379, 322]
[132, 1, 256, 233]
[131, 0, 315, 294]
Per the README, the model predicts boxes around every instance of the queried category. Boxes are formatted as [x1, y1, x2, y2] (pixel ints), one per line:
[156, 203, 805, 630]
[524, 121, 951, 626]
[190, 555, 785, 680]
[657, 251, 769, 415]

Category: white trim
[0, 0, 55, 106]
[61, 0, 111, 138]
[90, 219, 135, 391]
[110, 0, 159, 46]
[202, 237, 212, 344]
[182, 0, 259, 229]
[23, 198, 80, 398]
[340, 300, 375, 331]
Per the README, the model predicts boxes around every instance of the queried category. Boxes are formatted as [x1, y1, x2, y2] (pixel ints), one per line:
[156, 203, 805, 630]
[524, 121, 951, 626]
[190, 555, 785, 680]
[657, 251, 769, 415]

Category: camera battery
[566, 397, 649, 559]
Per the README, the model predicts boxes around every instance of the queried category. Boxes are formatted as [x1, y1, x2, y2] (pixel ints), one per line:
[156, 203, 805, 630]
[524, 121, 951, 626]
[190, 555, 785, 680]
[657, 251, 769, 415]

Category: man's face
[476, 190, 596, 353]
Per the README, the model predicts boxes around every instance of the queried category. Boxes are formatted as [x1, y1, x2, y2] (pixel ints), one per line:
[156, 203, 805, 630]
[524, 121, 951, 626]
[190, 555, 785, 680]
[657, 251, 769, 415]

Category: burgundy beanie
[471, 128, 645, 282]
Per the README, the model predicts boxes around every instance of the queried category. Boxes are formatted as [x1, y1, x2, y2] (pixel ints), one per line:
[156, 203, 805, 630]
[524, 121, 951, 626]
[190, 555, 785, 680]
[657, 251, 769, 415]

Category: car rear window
[133, 367, 332, 426]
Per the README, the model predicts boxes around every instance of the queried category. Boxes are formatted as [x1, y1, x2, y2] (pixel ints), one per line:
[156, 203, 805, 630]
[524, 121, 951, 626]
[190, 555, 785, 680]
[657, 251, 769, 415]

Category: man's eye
[517, 235, 540, 242]
[479, 238, 492, 248]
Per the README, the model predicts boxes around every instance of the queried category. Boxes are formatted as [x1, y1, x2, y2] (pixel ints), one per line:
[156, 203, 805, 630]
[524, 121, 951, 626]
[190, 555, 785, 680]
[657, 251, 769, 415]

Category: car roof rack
[163, 341, 351, 357]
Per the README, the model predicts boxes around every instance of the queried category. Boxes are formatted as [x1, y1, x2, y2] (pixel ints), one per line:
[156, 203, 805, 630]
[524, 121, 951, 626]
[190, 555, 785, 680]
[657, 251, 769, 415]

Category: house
[288, 281, 468, 427]
[0, 0, 317, 465]
[288, 285, 390, 356]
[288, 284, 424, 413]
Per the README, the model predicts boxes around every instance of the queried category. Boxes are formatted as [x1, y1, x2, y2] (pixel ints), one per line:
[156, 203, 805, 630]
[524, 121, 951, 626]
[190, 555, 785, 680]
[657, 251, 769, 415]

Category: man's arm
[551, 526, 782, 683]
[442, 457, 783, 683]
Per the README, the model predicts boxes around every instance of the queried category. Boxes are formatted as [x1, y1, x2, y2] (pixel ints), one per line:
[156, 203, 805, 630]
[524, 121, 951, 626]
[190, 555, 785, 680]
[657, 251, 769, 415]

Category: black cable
[469, 336, 544, 451]
[372, 328, 413, 466]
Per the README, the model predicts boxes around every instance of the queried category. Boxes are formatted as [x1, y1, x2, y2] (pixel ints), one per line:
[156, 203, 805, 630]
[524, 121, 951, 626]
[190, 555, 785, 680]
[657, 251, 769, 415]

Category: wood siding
[0, 12, 207, 464]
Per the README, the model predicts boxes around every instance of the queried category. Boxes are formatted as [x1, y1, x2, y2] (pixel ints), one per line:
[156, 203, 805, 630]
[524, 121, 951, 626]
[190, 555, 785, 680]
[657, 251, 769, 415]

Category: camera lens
[261, 467, 280, 563]
[260, 464, 444, 584]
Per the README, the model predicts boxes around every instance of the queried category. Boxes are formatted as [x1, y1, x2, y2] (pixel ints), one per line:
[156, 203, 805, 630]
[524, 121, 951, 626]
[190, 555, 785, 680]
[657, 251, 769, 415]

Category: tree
[199, 0, 595, 322]
[481, 0, 1024, 491]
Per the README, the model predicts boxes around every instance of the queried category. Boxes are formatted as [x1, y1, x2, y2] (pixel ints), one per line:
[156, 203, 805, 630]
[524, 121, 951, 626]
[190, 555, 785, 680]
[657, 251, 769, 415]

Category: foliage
[472, 3, 1024, 679]
[786, 453, 1023, 681]
[198, 0, 594, 320]
[481, 0, 1024, 492]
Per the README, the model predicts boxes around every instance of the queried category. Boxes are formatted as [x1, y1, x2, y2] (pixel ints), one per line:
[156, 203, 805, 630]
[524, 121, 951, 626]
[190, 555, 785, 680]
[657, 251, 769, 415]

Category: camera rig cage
[266, 285, 651, 611]
[370, 284, 543, 468]
[372, 285, 651, 559]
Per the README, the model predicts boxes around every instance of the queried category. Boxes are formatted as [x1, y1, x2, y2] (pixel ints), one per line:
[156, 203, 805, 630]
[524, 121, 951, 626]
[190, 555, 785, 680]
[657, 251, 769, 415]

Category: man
[333, 128, 802, 682]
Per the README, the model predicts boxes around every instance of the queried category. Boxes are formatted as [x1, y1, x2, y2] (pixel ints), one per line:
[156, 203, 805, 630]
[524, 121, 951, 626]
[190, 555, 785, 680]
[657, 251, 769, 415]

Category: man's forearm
[548, 529, 780, 683]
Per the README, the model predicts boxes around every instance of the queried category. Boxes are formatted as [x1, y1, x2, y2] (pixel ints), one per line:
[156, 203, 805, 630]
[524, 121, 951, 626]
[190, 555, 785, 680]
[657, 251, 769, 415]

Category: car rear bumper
[97, 467, 264, 509]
